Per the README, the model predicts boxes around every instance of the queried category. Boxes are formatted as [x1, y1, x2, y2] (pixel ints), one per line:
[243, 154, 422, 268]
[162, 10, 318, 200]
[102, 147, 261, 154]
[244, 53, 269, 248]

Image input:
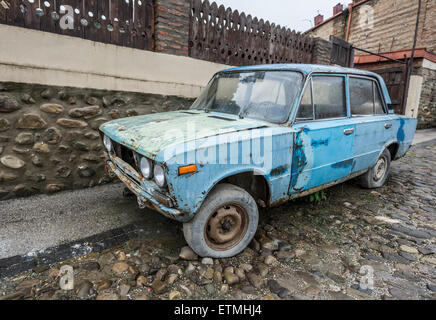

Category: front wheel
[359, 148, 391, 189]
[183, 183, 259, 258]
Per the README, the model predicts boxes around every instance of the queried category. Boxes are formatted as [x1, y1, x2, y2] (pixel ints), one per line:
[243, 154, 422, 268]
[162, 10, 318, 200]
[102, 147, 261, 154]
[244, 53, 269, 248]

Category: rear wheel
[183, 183, 259, 258]
[359, 148, 391, 189]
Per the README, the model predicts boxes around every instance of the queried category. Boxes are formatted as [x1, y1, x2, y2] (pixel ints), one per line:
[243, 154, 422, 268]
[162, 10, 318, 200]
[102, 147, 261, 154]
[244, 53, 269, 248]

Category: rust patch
[270, 165, 288, 177]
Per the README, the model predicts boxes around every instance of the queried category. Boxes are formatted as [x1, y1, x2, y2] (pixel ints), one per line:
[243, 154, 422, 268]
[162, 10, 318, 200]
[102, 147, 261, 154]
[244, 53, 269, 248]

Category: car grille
[113, 141, 138, 171]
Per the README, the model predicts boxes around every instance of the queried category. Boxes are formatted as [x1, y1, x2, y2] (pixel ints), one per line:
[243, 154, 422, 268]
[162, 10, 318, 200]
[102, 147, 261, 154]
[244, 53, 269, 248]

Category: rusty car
[99, 64, 417, 258]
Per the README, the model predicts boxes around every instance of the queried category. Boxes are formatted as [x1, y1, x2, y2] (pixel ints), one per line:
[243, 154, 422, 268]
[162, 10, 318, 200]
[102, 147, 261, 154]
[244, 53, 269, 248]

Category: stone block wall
[348, 0, 436, 53]
[0, 82, 194, 200]
[416, 67, 436, 129]
[311, 38, 333, 65]
[311, 0, 436, 54]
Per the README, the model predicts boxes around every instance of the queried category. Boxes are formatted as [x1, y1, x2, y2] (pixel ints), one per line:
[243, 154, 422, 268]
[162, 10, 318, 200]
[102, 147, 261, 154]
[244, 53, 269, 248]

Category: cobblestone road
[0, 140, 435, 300]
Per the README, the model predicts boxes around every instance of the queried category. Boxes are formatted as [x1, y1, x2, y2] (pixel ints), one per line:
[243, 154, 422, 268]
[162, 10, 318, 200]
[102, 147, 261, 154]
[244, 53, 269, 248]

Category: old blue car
[100, 64, 417, 258]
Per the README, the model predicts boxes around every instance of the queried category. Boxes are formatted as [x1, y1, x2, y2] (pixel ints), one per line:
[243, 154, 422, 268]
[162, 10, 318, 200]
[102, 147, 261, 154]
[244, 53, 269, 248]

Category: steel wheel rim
[374, 156, 387, 181]
[204, 203, 249, 251]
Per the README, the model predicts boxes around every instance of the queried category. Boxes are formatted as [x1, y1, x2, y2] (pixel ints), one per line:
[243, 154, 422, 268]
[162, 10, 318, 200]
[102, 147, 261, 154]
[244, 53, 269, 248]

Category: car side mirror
[387, 104, 395, 114]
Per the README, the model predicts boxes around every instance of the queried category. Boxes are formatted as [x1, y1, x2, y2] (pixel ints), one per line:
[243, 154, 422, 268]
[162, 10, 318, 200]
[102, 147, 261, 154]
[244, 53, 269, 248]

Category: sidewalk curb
[412, 138, 436, 148]
[0, 223, 148, 279]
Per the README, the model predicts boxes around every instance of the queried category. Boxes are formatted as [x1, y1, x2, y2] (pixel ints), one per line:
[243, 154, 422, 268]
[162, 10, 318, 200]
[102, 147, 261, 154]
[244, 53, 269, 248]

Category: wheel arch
[375, 140, 399, 163]
[386, 142, 400, 160]
[203, 169, 272, 209]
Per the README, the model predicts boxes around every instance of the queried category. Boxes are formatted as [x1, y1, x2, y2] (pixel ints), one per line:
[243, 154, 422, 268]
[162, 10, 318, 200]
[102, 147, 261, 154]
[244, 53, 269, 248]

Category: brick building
[307, 0, 436, 128]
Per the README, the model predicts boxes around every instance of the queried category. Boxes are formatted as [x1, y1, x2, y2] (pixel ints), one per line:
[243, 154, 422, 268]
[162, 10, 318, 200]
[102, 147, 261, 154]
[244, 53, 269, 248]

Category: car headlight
[103, 135, 112, 152]
[153, 164, 166, 187]
[140, 157, 153, 179]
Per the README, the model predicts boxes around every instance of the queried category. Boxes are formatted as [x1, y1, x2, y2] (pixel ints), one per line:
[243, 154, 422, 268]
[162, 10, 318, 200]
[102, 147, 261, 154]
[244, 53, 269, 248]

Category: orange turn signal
[178, 164, 197, 176]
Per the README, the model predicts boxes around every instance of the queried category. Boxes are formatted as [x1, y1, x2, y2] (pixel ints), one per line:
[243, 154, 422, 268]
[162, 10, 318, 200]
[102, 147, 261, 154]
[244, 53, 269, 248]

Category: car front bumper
[106, 157, 191, 223]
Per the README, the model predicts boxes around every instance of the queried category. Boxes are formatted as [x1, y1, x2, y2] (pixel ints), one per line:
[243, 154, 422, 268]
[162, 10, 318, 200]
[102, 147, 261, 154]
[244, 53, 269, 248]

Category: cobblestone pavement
[0, 141, 435, 300]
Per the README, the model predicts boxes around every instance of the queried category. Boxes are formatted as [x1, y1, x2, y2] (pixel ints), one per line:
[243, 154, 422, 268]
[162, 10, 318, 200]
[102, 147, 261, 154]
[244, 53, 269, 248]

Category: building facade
[308, 0, 436, 128]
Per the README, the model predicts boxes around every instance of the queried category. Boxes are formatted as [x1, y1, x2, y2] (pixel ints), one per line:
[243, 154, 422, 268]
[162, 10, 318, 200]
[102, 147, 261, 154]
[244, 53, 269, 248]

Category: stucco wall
[0, 24, 229, 99]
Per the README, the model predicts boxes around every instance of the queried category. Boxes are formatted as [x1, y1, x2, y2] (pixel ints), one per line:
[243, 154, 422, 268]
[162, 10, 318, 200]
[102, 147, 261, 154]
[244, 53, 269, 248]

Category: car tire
[359, 148, 391, 189]
[183, 183, 259, 258]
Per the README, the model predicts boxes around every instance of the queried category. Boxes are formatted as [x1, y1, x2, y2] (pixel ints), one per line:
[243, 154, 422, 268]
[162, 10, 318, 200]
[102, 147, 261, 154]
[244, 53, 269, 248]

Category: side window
[350, 77, 386, 116]
[374, 85, 385, 114]
[350, 78, 374, 115]
[312, 76, 347, 119]
[296, 82, 313, 121]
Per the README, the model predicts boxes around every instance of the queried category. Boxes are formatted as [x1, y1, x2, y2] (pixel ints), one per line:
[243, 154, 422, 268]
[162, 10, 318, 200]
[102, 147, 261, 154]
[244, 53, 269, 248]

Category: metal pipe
[409, 0, 422, 72]
[352, 47, 407, 64]
[345, 4, 353, 42]
[403, 0, 422, 113]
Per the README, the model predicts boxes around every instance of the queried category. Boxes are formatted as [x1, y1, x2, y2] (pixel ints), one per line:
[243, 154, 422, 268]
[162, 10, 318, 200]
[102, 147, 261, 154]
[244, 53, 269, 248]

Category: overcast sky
[213, 0, 346, 32]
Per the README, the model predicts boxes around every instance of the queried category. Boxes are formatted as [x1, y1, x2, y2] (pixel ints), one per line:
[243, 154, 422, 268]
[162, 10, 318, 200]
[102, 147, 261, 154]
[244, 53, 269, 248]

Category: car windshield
[190, 70, 303, 123]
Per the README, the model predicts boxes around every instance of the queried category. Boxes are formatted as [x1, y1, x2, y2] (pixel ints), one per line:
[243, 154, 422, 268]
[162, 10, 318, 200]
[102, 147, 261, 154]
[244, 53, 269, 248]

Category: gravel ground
[0, 140, 435, 300]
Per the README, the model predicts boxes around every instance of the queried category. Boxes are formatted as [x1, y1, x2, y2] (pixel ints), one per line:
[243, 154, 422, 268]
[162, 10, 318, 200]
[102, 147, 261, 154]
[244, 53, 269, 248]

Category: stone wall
[348, 0, 436, 53]
[309, 10, 348, 41]
[416, 67, 436, 129]
[0, 82, 194, 200]
[311, 0, 436, 53]
[311, 38, 333, 65]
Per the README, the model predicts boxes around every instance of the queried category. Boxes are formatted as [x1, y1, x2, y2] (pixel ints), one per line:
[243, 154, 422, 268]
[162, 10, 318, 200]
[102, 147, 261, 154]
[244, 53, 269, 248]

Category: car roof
[221, 63, 379, 77]
[220, 63, 391, 104]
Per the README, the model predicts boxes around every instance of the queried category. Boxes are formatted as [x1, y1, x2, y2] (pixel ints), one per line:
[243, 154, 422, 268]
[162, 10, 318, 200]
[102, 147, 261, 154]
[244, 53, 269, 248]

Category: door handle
[385, 123, 392, 129]
[344, 128, 354, 135]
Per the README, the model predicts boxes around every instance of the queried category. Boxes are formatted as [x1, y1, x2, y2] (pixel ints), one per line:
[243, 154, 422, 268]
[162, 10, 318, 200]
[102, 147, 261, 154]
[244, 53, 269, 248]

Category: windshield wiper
[239, 102, 254, 119]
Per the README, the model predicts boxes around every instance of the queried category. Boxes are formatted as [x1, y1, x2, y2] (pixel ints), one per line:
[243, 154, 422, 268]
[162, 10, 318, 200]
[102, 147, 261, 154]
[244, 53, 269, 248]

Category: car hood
[100, 110, 270, 159]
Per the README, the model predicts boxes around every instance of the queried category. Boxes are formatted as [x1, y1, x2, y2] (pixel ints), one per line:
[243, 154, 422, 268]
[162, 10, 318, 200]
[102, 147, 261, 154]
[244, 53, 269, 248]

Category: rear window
[350, 77, 386, 116]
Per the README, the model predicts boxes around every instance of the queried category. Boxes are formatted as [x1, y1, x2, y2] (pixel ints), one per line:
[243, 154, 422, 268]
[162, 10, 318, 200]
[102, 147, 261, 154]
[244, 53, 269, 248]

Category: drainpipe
[345, 3, 353, 42]
[403, 0, 422, 114]
[409, 0, 422, 70]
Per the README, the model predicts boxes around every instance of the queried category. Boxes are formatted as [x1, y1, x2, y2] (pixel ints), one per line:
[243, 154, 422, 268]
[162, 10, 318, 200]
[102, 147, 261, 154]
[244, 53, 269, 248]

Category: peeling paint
[270, 165, 288, 177]
[98, 65, 417, 224]
[397, 118, 405, 142]
[311, 138, 329, 147]
[331, 159, 354, 168]
[100, 110, 270, 160]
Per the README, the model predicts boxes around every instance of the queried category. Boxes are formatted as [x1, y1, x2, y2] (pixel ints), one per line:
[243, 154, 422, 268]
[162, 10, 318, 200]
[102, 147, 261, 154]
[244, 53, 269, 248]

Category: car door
[289, 74, 355, 195]
[347, 76, 392, 173]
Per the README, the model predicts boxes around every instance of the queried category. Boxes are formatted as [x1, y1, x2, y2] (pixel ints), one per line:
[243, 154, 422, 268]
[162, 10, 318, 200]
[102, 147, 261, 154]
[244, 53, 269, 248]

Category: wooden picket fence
[0, 0, 319, 66]
[189, 0, 315, 66]
[0, 0, 154, 50]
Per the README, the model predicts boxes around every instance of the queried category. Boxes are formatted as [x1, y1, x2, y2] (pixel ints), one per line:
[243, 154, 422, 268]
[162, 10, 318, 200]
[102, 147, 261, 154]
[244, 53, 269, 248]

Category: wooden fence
[188, 0, 315, 66]
[0, 0, 154, 50]
[0, 0, 322, 67]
